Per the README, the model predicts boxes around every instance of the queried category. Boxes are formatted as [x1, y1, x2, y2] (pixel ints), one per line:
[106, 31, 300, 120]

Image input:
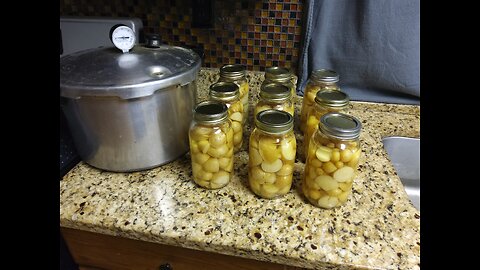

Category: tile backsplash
[60, 0, 304, 72]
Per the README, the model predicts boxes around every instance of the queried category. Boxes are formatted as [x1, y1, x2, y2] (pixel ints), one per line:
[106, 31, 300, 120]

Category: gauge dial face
[111, 26, 135, 53]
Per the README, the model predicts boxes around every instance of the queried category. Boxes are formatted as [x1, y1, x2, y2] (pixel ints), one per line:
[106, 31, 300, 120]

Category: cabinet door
[61, 227, 305, 270]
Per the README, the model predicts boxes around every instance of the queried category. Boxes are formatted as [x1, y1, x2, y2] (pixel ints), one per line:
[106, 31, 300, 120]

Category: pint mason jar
[189, 101, 234, 189]
[302, 112, 362, 209]
[254, 82, 294, 117]
[248, 110, 297, 199]
[218, 64, 249, 124]
[304, 90, 350, 159]
[208, 82, 244, 152]
[299, 69, 340, 133]
[262, 66, 296, 100]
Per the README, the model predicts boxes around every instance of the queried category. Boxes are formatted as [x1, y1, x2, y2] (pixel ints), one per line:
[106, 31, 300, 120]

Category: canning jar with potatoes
[208, 82, 244, 152]
[218, 64, 249, 124]
[189, 101, 234, 189]
[248, 110, 296, 199]
[299, 69, 340, 133]
[262, 67, 296, 100]
[304, 90, 350, 159]
[302, 112, 362, 209]
[254, 83, 294, 117]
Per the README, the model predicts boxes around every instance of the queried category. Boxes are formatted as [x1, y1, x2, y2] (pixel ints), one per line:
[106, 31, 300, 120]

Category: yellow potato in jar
[310, 158, 323, 168]
[250, 166, 269, 184]
[261, 159, 283, 173]
[250, 137, 259, 149]
[233, 132, 243, 146]
[249, 177, 261, 194]
[308, 188, 327, 200]
[230, 112, 243, 122]
[212, 171, 230, 186]
[219, 157, 232, 171]
[340, 148, 354, 163]
[327, 188, 342, 197]
[331, 150, 340, 162]
[192, 162, 202, 175]
[322, 161, 337, 174]
[231, 121, 242, 133]
[333, 166, 355, 182]
[315, 146, 332, 162]
[335, 161, 344, 169]
[317, 195, 339, 209]
[198, 140, 210, 154]
[276, 163, 293, 176]
[275, 174, 293, 188]
[278, 184, 291, 195]
[209, 131, 226, 148]
[192, 152, 210, 165]
[314, 175, 338, 191]
[347, 148, 361, 167]
[194, 168, 213, 181]
[207, 144, 229, 158]
[195, 180, 210, 188]
[203, 158, 220, 173]
[337, 190, 350, 202]
[306, 90, 317, 103]
[338, 182, 352, 191]
[280, 138, 296, 161]
[191, 126, 212, 141]
[259, 138, 281, 162]
[190, 140, 199, 154]
[262, 183, 279, 194]
[226, 128, 234, 145]
[230, 102, 243, 113]
[249, 147, 263, 166]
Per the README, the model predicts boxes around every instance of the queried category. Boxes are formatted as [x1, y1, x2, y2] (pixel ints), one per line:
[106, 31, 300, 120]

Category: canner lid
[60, 45, 201, 99]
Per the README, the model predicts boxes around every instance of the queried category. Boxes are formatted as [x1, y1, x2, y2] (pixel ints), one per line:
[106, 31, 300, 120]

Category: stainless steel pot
[60, 44, 201, 172]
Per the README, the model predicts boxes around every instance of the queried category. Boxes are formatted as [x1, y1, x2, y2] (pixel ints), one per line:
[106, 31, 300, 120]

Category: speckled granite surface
[60, 68, 420, 270]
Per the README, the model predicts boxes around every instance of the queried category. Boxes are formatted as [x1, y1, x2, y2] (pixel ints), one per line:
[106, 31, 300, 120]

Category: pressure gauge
[110, 25, 135, 53]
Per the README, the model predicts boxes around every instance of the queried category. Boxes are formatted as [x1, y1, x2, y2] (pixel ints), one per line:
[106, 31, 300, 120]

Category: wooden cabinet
[61, 228, 305, 270]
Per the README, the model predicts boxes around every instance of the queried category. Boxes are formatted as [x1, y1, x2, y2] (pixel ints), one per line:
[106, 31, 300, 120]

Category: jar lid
[194, 101, 229, 124]
[311, 69, 339, 83]
[260, 83, 291, 102]
[209, 82, 239, 101]
[60, 45, 201, 99]
[314, 90, 350, 108]
[255, 109, 293, 134]
[265, 67, 292, 81]
[319, 112, 361, 140]
[219, 64, 246, 80]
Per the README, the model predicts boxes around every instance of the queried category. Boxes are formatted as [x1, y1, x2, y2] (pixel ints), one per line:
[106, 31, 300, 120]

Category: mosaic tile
[60, 0, 303, 72]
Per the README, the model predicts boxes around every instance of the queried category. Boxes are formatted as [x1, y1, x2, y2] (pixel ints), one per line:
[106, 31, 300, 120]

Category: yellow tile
[248, 39, 253, 46]
[273, 47, 279, 54]
[261, 33, 267, 40]
[260, 54, 265, 60]
[247, 59, 252, 65]
[276, 4, 282, 10]
[285, 62, 291, 68]
[255, 2, 262, 9]
[287, 41, 294, 47]
[262, 11, 268, 17]
[255, 25, 261, 32]
[173, 28, 179, 35]
[229, 39, 235, 45]
[248, 18, 254, 24]
[279, 55, 285, 61]
[289, 20, 295, 26]
[184, 15, 190, 22]
[282, 12, 289, 19]
[178, 22, 184, 28]
[275, 26, 281, 33]
[293, 50, 298, 57]
[266, 60, 272, 66]
[254, 47, 259, 53]
[267, 40, 273, 46]
[235, 25, 241, 31]
[235, 45, 241, 52]
[242, 32, 247, 39]
[242, 52, 247, 58]
[295, 28, 301, 34]
[281, 33, 287, 40]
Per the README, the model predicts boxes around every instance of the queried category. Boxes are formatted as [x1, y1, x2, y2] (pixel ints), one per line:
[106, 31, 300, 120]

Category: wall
[60, 0, 304, 72]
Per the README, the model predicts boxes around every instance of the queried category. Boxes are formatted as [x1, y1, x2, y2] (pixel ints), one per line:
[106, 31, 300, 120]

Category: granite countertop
[60, 68, 420, 270]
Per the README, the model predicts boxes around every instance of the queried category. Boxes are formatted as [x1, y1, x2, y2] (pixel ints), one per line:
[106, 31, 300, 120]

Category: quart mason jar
[248, 110, 297, 199]
[218, 64, 249, 124]
[254, 83, 294, 117]
[189, 101, 234, 189]
[304, 90, 350, 159]
[302, 112, 362, 209]
[209, 82, 244, 152]
[299, 69, 340, 133]
[262, 67, 296, 100]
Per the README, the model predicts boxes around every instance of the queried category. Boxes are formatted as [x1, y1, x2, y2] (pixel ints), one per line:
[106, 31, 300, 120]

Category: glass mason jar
[304, 90, 350, 159]
[248, 110, 297, 199]
[302, 112, 362, 209]
[218, 64, 249, 124]
[189, 101, 234, 189]
[262, 66, 296, 100]
[299, 69, 340, 133]
[208, 82, 244, 152]
[254, 83, 294, 117]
